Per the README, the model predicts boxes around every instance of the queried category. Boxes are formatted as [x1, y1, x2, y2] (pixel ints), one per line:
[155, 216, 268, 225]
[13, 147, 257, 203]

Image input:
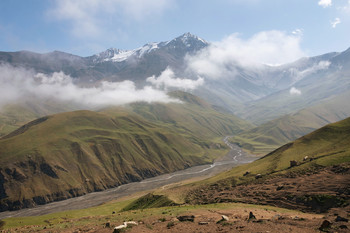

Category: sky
[0, 0, 349, 58]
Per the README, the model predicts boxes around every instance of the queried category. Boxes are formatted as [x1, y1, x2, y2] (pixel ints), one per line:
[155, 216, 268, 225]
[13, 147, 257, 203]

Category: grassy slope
[0, 93, 252, 211]
[231, 91, 350, 155]
[129, 91, 253, 139]
[0, 109, 217, 210]
[0, 100, 79, 137]
[206, 116, 350, 185]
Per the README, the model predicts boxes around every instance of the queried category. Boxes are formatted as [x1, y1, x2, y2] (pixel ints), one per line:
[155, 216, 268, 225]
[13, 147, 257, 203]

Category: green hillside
[0, 99, 79, 137]
[0, 93, 252, 211]
[231, 91, 350, 155]
[184, 117, 350, 214]
[200, 116, 350, 185]
[129, 91, 253, 139]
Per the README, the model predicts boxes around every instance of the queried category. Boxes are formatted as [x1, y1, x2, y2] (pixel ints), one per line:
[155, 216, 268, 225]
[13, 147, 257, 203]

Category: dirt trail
[0, 137, 256, 219]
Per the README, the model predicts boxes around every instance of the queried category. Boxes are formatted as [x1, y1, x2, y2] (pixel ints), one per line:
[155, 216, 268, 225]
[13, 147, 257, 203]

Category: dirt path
[0, 137, 257, 219]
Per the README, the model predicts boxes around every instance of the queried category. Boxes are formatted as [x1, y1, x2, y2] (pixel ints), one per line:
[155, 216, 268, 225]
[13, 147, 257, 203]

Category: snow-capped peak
[92, 33, 208, 63]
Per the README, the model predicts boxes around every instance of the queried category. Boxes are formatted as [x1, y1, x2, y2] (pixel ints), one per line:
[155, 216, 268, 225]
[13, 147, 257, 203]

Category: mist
[146, 67, 204, 91]
[0, 64, 180, 109]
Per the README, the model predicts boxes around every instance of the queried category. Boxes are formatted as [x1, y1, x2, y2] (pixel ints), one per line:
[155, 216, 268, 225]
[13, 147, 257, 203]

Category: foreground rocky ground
[187, 164, 350, 214]
[2, 205, 349, 233]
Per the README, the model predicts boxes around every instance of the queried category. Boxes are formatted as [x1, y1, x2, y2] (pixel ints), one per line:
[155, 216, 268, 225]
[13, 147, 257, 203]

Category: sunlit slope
[0, 109, 223, 211]
[231, 91, 350, 155]
[210, 116, 350, 184]
[0, 100, 80, 137]
[129, 91, 253, 139]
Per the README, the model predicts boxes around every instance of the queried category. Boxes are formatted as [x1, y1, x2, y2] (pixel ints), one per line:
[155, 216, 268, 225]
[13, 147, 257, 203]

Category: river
[0, 136, 257, 219]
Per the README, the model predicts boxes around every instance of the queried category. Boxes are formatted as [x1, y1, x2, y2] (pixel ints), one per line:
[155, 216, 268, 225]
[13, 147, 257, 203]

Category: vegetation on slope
[0, 93, 252, 211]
[129, 91, 253, 139]
[0, 109, 214, 211]
[121, 193, 176, 211]
[185, 117, 350, 212]
[231, 91, 350, 155]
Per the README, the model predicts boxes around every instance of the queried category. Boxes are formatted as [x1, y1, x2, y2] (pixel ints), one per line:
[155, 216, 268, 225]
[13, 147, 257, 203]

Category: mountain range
[0, 33, 350, 211]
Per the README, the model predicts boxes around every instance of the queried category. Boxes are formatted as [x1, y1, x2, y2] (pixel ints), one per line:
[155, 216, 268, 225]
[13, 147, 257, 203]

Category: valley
[0, 137, 255, 219]
[0, 31, 349, 233]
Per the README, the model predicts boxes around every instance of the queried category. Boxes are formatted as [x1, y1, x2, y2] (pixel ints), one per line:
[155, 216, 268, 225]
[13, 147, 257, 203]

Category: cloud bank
[0, 64, 179, 109]
[146, 68, 204, 90]
[186, 30, 306, 79]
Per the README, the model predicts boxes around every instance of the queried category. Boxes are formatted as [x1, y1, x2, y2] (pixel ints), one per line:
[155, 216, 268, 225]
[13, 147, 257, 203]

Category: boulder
[177, 215, 195, 222]
[290, 160, 298, 167]
[335, 216, 348, 222]
[113, 221, 138, 233]
[319, 220, 332, 231]
[243, 171, 250, 176]
[198, 221, 209, 225]
[248, 212, 256, 220]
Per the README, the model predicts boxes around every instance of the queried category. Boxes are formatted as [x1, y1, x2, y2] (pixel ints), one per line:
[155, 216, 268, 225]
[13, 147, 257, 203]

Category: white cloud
[48, 0, 174, 38]
[292, 28, 304, 36]
[146, 67, 204, 90]
[289, 60, 331, 83]
[318, 0, 332, 8]
[289, 87, 302, 95]
[186, 30, 306, 79]
[331, 17, 341, 28]
[0, 64, 178, 109]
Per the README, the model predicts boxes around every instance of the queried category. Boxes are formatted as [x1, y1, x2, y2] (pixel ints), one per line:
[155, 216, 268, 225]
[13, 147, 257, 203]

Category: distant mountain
[0, 33, 209, 85]
[1, 33, 350, 140]
[235, 48, 350, 123]
[231, 90, 350, 155]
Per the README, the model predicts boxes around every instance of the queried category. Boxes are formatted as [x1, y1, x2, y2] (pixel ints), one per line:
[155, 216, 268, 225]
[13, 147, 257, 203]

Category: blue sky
[0, 0, 349, 58]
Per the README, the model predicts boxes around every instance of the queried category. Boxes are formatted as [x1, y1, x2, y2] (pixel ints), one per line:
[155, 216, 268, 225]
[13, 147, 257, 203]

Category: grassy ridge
[207, 117, 350, 185]
[0, 100, 79, 137]
[0, 93, 252, 211]
[0, 109, 216, 210]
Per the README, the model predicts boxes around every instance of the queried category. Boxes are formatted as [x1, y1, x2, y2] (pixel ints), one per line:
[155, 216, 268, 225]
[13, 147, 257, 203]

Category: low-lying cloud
[146, 67, 204, 90]
[288, 60, 331, 83]
[186, 30, 305, 79]
[0, 64, 179, 109]
[289, 87, 302, 95]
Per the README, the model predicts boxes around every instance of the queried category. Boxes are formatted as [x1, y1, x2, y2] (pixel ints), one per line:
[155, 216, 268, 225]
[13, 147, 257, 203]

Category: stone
[198, 221, 209, 225]
[243, 171, 250, 176]
[113, 221, 138, 233]
[177, 215, 195, 222]
[290, 160, 298, 167]
[255, 174, 262, 179]
[221, 215, 229, 221]
[248, 212, 256, 220]
[276, 185, 284, 191]
[303, 156, 309, 161]
[105, 222, 110, 228]
[113, 225, 126, 233]
[335, 216, 348, 222]
[124, 221, 138, 226]
[319, 220, 332, 231]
